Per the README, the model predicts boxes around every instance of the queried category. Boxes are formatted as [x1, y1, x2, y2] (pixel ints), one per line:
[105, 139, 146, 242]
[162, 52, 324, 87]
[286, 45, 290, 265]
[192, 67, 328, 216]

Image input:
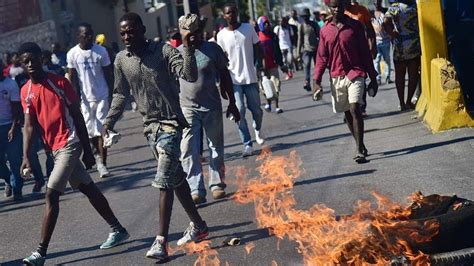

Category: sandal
[362, 145, 368, 157]
[353, 153, 368, 164]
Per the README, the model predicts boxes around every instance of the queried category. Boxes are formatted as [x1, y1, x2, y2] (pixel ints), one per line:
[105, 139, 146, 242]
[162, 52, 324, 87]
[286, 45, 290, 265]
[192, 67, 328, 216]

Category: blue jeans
[146, 124, 186, 190]
[302, 51, 316, 86]
[181, 107, 226, 197]
[0, 124, 23, 195]
[374, 42, 392, 81]
[233, 83, 263, 147]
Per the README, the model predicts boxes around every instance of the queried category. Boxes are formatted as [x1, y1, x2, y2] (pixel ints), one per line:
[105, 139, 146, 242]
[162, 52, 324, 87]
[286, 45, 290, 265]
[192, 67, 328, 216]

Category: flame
[233, 149, 440, 265]
[171, 240, 220, 266]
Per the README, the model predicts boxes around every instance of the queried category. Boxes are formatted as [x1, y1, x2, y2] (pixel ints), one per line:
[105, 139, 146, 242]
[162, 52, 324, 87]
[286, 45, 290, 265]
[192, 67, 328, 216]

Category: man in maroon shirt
[313, 0, 378, 163]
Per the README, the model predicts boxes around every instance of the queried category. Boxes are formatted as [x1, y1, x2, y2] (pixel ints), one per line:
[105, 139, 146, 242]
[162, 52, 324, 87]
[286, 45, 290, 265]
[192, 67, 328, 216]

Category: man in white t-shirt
[67, 22, 113, 178]
[0, 66, 23, 200]
[217, 3, 265, 157]
[274, 16, 295, 79]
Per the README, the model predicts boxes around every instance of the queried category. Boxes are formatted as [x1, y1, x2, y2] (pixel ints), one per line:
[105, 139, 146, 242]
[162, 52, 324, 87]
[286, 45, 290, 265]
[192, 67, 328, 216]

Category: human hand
[312, 81, 323, 101]
[367, 79, 379, 97]
[20, 159, 32, 180]
[180, 29, 192, 47]
[219, 85, 229, 100]
[226, 104, 240, 123]
[102, 124, 110, 138]
[7, 128, 15, 142]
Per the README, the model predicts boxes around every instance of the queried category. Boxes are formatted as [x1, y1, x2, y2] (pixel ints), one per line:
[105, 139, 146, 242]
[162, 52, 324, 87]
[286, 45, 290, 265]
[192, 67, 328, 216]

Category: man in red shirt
[18, 42, 128, 266]
[313, 0, 378, 163]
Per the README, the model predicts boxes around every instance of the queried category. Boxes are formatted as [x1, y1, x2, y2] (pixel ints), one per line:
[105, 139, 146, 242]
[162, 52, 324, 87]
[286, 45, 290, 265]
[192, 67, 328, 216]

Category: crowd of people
[0, 0, 422, 265]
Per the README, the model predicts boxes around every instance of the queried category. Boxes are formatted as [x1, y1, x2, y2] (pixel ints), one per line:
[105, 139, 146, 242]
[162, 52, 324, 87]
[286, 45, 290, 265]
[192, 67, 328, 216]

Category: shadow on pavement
[108, 143, 150, 156]
[294, 170, 377, 187]
[106, 158, 155, 169]
[223, 121, 346, 151]
[196, 192, 236, 209]
[96, 169, 156, 193]
[282, 100, 331, 113]
[34, 222, 254, 265]
[372, 136, 474, 161]
[268, 131, 352, 153]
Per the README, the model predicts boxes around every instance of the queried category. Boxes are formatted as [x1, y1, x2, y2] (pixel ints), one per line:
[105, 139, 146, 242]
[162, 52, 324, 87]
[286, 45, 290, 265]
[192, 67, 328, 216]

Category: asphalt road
[1, 70, 473, 265]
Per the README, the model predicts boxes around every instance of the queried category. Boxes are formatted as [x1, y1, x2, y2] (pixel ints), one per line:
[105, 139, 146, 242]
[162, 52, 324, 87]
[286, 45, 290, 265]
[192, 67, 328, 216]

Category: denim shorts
[146, 124, 186, 190]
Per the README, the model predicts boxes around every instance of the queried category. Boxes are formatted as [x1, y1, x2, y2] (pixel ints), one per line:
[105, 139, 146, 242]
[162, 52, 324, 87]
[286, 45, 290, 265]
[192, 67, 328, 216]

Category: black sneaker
[32, 181, 45, 193]
[13, 193, 23, 201]
[4, 184, 12, 197]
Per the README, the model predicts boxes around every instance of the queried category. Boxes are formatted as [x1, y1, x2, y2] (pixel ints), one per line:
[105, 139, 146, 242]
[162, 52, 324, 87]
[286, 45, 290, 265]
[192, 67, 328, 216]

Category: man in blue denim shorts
[103, 12, 208, 261]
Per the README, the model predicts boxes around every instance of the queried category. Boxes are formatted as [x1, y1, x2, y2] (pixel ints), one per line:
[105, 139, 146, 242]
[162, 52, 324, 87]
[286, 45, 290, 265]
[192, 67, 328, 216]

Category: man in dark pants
[297, 8, 320, 92]
[102, 12, 208, 261]
[313, 0, 378, 163]
[19, 42, 128, 266]
[443, 0, 474, 117]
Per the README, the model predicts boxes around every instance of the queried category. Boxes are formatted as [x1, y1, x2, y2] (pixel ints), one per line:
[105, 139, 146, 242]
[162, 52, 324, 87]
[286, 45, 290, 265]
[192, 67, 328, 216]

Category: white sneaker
[131, 101, 138, 112]
[255, 130, 265, 145]
[146, 235, 168, 260]
[242, 145, 253, 157]
[97, 163, 110, 178]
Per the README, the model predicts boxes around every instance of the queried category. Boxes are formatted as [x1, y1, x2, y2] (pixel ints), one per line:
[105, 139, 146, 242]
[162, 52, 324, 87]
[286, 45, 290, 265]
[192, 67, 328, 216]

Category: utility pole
[265, 0, 271, 16]
[183, 0, 199, 15]
[184, 0, 191, 14]
[248, 0, 256, 21]
[123, 0, 129, 12]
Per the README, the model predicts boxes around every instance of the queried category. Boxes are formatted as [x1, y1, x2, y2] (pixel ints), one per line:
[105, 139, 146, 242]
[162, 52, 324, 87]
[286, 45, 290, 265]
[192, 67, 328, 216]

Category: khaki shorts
[329, 76, 365, 113]
[48, 141, 93, 193]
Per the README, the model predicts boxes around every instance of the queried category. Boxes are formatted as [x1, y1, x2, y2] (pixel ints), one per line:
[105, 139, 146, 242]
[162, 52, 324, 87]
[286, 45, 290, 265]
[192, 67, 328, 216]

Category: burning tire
[430, 247, 474, 266]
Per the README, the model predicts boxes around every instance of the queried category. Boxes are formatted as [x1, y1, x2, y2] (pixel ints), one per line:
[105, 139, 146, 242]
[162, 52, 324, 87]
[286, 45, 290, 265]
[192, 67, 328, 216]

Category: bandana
[257, 16, 270, 33]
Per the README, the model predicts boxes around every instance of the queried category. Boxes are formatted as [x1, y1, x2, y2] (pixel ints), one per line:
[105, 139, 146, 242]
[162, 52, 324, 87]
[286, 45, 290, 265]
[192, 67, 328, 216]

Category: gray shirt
[297, 21, 320, 53]
[178, 41, 228, 111]
[105, 40, 197, 135]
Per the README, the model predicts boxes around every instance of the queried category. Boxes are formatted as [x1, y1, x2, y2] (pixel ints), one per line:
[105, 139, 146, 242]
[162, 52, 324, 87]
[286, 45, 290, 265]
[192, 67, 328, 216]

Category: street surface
[1, 70, 473, 265]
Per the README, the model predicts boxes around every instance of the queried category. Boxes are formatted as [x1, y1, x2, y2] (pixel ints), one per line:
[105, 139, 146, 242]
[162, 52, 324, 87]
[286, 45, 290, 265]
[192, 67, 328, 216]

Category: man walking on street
[217, 3, 265, 157]
[297, 8, 320, 92]
[345, 0, 377, 116]
[0, 58, 23, 200]
[19, 42, 129, 266]
[178, 15, 240, 204]
[67, 23, 113, 178]
[289, 10, 304, 71]
[313, 0, 378, 163]
[372, 3, 393, 85]
[274, 16, 295, 80]
[102, 13, 208, 261]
